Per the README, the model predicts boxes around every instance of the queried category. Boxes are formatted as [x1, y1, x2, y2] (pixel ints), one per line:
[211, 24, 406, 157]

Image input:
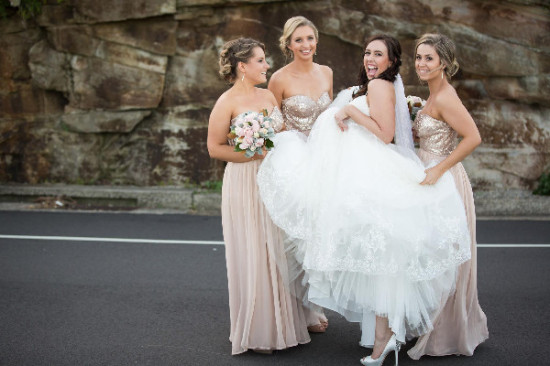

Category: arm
[207, 96, 265, 163]
[420, 91, 482, 185]
[267, 71, 284, 109]
[324, 66, 334, 100]
[334, 79, 395, 144]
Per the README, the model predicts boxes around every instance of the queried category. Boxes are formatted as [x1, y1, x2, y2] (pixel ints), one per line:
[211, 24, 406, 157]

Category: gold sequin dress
[408, 112, 489, 358]
[222, 107, 310, 355]
[282, 92, 331, 135]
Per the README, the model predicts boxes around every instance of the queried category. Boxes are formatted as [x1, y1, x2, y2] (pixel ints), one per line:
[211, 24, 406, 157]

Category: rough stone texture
[62, 109, 152, 133]
[0, 0, 549, 191]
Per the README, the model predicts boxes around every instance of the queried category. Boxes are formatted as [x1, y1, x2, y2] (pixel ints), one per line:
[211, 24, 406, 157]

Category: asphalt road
[0, 211, 549, 365]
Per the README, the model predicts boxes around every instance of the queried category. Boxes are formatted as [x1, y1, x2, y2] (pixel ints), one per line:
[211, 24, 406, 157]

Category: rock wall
[1, 0, 549, 189]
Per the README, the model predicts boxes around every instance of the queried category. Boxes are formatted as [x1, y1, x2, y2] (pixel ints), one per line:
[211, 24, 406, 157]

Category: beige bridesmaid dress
[408, 112, 489, 359]
[222, 107, 310, 355]
[280, 92, 332, 328]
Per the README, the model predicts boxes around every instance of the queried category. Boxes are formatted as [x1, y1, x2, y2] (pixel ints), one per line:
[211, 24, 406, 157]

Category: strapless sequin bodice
[282, 92, 331, 133]
[413, 112, 457, 156]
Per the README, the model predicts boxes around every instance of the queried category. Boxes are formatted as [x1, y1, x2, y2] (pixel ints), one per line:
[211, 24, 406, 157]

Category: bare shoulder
[213, 89, 233, 109]
[270, 64, 291, 82]
[434, 85, 462, 109]
[317, 63, 333, 76]
[257, 87, 277, 104]
[368, 78, 394, 94]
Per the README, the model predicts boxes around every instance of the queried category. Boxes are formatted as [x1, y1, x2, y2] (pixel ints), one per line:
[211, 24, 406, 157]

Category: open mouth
[367, 65, 378, 78]
[300, 49, 312, 56]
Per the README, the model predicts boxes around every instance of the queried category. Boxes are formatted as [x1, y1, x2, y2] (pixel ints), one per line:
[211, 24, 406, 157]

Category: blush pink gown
[408, 112, 489, 359]
[222, 107, 310, 355]
[281, 92, 332, 328]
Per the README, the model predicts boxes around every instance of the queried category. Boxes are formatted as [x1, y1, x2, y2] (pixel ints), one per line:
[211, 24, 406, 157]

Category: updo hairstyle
[218, 38, 265, 83]
[415, 33, 460, 79]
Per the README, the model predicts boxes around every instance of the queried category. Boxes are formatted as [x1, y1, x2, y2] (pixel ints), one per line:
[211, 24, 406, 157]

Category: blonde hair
[279, 16, 319, 59]
[415, 33, 460, 79]
[218, 38, 265, 83]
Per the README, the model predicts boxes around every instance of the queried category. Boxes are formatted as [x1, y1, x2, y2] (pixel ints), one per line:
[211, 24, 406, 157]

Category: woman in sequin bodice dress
[267, 16, 333, 333]
[207, 38, 310, 355]
[269, 16, 333, 136]
[407, 33, 489, 360]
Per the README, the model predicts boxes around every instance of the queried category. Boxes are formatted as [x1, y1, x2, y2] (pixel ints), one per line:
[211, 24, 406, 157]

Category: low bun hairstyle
[415, 33, 459, 79]
[279, 16, 319, 60]
[353, 34, 402, 99]
[218, 38, 265, 83]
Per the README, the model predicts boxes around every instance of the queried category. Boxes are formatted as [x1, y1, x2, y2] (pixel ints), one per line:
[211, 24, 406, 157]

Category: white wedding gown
[257, 85, 471, 345]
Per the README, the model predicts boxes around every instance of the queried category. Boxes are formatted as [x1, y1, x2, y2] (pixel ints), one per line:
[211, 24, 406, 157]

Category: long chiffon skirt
[407, 149, 489, 358]
[222, 160, 310, 355]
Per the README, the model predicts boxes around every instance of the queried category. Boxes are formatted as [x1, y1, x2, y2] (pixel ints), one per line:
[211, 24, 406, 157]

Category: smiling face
[288, 25, 317, 60]
[241, 46, 270, 84]
[415, 43, 443, 82]
[363, 39, 391, 80]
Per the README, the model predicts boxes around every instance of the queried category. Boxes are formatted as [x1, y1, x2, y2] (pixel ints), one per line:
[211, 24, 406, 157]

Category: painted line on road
[0, 234, 223, 245]
[0, 234, 549, 247]
[477, 244, 549, 248]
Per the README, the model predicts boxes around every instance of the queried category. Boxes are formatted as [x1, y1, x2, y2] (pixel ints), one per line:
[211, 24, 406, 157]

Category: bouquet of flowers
[228, 109, 276, 158]
[406, 95, 426, 122]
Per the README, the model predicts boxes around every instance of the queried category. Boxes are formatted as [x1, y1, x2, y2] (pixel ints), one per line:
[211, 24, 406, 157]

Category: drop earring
[241, 73, 245, 82]
[441, 71, 444, 80]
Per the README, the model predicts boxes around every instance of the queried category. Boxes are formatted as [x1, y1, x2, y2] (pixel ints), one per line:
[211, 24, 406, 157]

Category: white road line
[477, 244, 549, 248]
[0, 235, 549, 247]
[0, 235, 223, 245]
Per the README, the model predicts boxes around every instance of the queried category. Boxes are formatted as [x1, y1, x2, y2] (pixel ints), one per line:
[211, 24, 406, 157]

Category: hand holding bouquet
[228, 109, 275, 158]
[406, 95, 426, 122]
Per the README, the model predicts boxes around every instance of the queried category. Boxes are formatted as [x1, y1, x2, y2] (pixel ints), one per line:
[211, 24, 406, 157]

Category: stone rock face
[0, 0, 549, 190]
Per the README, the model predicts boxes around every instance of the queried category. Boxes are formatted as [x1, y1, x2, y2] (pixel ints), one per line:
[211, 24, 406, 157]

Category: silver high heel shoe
[359, 334, 401, 366]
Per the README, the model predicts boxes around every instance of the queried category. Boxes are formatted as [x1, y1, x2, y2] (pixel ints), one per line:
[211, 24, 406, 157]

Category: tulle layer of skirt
[257, 107, 471, 343]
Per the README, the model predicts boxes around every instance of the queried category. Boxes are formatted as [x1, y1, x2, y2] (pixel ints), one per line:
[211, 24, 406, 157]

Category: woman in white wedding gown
[257, 34, 471, 365]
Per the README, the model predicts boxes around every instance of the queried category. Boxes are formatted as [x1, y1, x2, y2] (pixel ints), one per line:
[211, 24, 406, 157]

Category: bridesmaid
[408, 33, 489, 359]
[269, 16, 333, 135]
[268, 16, 332, 333]
[207, 37, 310, 355]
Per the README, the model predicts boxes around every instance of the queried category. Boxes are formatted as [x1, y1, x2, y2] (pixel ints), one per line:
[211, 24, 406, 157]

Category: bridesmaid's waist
[418, 144, 453, 157]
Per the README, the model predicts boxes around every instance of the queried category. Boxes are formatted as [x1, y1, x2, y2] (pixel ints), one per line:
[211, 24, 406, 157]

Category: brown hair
[279, 16, 319, 59]
[218, 38, 265, 83]
[353, 34, 402, 98]
[415, 33, 459, 79]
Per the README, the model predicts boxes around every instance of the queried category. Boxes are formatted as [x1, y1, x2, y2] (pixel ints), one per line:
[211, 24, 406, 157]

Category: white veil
[393, 74, 415, 151]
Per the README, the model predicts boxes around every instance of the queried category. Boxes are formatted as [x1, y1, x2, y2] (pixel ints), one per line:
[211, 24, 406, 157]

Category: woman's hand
[335, 106, 349, 131]
[420, 165, 445, 185]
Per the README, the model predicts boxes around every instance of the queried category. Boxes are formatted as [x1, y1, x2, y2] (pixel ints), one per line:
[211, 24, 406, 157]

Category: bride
[257, 34, 471, 365]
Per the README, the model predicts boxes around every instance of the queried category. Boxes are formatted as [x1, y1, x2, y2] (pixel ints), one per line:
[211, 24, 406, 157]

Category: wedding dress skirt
[257, 89, 471, 344]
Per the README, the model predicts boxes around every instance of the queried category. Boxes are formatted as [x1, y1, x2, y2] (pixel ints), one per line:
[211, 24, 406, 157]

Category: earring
[441, 71, 444, 80]
[315, 51, 317, 56]
[241, 73, 245, 82]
